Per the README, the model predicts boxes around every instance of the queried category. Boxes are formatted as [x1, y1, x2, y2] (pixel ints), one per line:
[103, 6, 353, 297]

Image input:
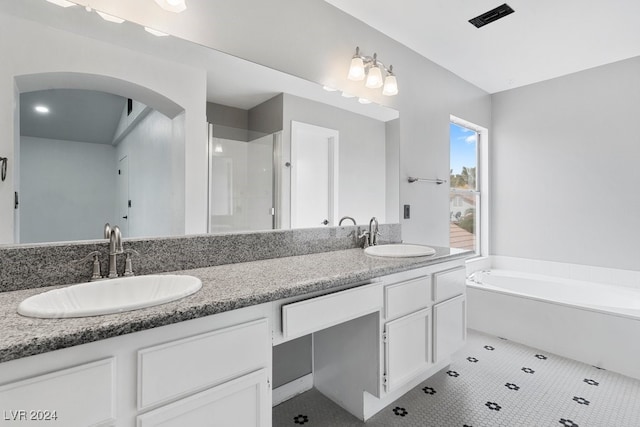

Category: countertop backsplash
[0, 224, 401, 293]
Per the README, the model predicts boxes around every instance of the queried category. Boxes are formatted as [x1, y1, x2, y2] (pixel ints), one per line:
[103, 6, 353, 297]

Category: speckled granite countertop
[0, 247, 469, 363]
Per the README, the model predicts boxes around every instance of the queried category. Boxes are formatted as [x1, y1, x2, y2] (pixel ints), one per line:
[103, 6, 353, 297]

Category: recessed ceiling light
[35, 105, 50, 114]
[45, 0, 76, 7]
[144, 27, 169, 37]
[96, 11, 125, 24]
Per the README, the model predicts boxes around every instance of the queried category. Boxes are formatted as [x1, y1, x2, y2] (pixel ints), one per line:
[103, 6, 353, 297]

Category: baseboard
[272, 373, 314, 406]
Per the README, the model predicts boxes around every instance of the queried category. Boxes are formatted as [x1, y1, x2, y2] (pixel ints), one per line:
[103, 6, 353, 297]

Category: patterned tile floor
[273, 329, 640, 426]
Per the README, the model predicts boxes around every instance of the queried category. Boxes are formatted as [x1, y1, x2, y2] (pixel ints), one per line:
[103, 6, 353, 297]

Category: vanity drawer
[282, 282, 382, 339]
[0, 358, 115, 426]
[384, 275, 431, 320]
[138, 318, 269, 410]
[432, 266, 466, 303]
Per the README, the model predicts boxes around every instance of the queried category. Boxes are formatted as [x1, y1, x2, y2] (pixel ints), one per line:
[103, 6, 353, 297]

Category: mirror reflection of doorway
[290, 121, 339, 228]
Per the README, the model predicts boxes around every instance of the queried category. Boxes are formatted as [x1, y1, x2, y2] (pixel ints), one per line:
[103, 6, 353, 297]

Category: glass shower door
[208, 124, 277, 233]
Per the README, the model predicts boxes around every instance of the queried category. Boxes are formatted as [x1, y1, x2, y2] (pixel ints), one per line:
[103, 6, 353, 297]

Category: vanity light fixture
[34, 105, 50, 114]
[45, 0, 76, 7]
[96, 11, 125, 23]
[153, 0, 187, 13]
[144, 27, 169, 37]
[347, 46, 398, 96]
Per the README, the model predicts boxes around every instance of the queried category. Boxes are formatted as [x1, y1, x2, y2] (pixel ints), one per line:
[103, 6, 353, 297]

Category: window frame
[449, 116, 489, 257]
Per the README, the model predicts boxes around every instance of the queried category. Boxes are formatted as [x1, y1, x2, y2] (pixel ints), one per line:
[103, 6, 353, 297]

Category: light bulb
[382, 75, 398, 96]
[153, 0, 187, 13]
[365, 65, 383, 89]
[144, 27, 169, 37]
[347, 57, 365, 81]
[45, 0, 76, 7]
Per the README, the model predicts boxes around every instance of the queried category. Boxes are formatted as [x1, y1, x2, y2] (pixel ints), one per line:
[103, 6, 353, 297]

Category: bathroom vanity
[0, 247, 467, 426]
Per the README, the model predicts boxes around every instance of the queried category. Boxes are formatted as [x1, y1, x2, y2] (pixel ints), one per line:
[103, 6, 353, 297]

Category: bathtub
[467, 269, 640, 380]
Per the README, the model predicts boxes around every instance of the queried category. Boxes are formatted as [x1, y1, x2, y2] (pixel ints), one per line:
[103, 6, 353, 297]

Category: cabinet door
[384, 308, 432, 392]
[0, 358, 115, 427]
[433, 294, 466, 363]
[137, 369, 270, 427]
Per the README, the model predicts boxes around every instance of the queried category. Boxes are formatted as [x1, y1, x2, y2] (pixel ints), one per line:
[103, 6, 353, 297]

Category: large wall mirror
[0, 0, 399, 245]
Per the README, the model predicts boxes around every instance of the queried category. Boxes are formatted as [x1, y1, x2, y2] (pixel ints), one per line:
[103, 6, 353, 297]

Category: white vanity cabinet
[136, 318, 271, 427]
[0, 306, 272, 427]
[380, 262, 467, 394]
[432, 267, 467, 363]
[382, 273, 432, 392]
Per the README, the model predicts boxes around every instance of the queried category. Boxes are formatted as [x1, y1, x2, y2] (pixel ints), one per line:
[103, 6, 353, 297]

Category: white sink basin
[17, 275, 202, 319]
[364, 244, 436, 258]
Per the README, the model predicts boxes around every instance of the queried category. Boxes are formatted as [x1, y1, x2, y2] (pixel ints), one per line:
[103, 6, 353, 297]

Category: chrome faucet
[369, 217, 379, 246]
[339, 216, 357, 226]
[104, 223, 124, 278]
[359, 217, 380, 248]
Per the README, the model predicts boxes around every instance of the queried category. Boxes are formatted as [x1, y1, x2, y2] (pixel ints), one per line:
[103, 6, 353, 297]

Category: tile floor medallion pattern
[273, 329, 640, 426]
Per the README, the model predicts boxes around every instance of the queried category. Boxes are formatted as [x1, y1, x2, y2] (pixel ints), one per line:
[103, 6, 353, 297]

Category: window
[449, 118, 485, 255]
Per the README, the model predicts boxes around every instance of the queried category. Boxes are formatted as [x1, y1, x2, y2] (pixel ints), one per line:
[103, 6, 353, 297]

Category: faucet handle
[71, 251, 103, 281]
[123, 249, 140, 277]
[358, 230, 371, 248]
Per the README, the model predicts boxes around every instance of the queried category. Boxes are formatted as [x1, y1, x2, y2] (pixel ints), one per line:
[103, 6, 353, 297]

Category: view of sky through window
[449, 122, 477, 187]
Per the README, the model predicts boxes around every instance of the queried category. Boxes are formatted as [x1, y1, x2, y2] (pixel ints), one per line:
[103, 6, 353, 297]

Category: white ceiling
[324, 0, 640, 93]
[21, 89, 125, 145]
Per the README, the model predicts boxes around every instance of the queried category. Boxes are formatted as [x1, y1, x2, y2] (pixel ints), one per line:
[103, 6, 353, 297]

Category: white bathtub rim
[467, 270, 640, 321]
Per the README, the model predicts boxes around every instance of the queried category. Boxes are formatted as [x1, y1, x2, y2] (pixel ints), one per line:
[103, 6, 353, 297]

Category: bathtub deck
[273, 329, 640, 426]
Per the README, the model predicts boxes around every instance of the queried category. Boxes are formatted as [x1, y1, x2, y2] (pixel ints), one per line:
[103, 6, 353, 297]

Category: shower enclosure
[207, 123, 281, 233]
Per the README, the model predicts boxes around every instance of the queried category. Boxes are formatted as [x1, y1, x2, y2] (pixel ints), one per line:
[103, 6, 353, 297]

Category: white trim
[271, 373, 314, 406]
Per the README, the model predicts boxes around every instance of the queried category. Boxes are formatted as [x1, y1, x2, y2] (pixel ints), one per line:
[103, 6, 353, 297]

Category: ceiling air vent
[469, 3, 514, 28]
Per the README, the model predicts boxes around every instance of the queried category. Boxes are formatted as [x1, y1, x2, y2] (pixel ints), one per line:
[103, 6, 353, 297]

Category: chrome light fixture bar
[347, 47, 398, 96]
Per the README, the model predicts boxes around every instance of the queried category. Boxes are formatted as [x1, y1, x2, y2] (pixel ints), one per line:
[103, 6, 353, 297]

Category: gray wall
[491, 56, 640, 271]
[249, 94, 284, 137]
[207, 102, 248, 130]
[20, 136, 116, 243]
[272, 335, 312, 388]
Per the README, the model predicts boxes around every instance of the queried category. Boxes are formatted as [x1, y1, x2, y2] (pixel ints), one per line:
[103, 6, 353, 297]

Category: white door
[384, 308, 432, 392]
[433, 294, 466, 363]
[118, 156, 130, 237]
[290, 121, 338, 228]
